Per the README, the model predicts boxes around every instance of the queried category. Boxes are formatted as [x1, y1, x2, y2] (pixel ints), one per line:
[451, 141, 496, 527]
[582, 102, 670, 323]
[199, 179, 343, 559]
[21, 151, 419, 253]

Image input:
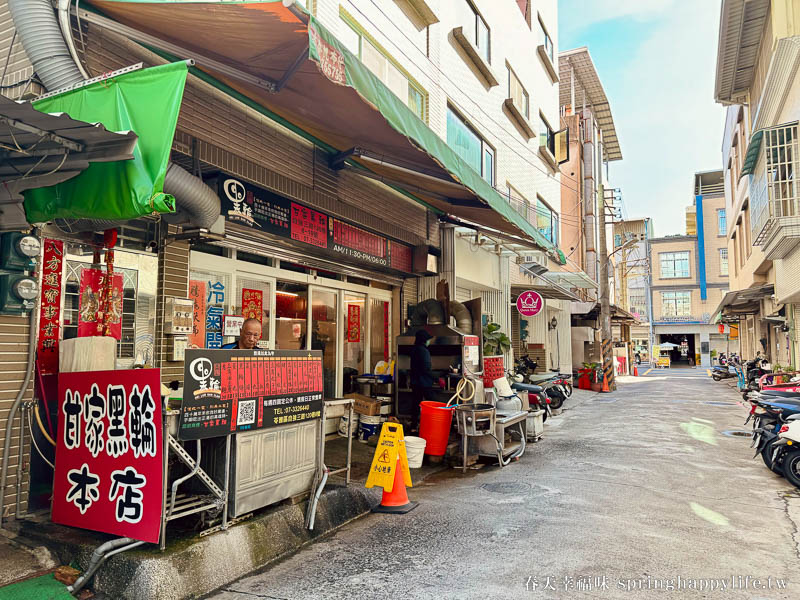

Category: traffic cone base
[372, 457, 418, 514]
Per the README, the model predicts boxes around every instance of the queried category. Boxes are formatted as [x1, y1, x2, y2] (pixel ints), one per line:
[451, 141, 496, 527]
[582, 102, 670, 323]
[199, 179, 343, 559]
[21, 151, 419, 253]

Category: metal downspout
[68, 537, 145, 595]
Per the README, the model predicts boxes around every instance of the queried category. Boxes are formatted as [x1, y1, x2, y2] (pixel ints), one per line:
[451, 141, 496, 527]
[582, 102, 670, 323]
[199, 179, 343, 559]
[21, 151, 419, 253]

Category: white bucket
[404, 436, 426, 468]
[358, 414, 382, 443]
[338, 412, 359, 437]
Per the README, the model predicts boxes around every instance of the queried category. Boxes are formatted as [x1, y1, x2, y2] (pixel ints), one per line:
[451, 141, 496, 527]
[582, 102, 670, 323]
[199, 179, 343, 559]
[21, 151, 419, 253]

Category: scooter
[775, 417, 800, 487]
[508, 373, 552, 421]
[747, 395, 800, 472]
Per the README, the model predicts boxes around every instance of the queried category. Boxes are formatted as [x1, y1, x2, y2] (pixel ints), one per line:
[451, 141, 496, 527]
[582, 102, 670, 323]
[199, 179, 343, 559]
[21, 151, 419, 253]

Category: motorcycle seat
[511, 382, 543, 393]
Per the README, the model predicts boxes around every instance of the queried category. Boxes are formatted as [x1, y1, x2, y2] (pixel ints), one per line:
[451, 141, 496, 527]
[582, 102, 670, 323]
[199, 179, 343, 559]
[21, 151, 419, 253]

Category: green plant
[582, 362, 602, 383]
[710, 349, 717, 358]
[483, 322, 511, 356]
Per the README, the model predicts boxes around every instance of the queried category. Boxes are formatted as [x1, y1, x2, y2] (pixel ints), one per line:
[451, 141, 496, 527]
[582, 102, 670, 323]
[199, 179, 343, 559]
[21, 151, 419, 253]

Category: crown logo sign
[520, 293, 540, 310]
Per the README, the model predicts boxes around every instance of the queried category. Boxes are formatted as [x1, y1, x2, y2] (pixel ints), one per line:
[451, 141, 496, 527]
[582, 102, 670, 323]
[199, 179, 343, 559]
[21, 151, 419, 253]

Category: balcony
[749, 121, 800, 259]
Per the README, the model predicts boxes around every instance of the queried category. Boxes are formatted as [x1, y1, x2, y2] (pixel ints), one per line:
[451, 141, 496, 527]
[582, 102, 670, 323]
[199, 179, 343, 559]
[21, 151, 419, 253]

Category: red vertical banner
[383, 301, 390, 361]
[37, 239, 64, 374]
[347, 304, 361, 342]
[77, 269, 123, 340]
[241, 288, 263, 322]
[188, 280, 206, 349]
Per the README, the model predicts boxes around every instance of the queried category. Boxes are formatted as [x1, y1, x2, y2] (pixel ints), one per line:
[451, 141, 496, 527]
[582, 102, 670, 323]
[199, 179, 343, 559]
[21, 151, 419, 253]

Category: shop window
[447, 105, 494, 184]
[189, 269, 231, 348]
[659, 251, 690, 278]
[192, 242, 227, 257]
[233, 276, 272, 342]
[343, 292, 366, 389]
[347, 275, 370, 287]
[275, 281, 308, 351]
[280, 261, 312, 274]
[717, 209, 727, 236]
[370, 298, 391, 370]
[316, 268, 343, 281]
[237, 251, 272, 267]
[340, 10, 427, 120]
[63, 262, 139, 362]
[312, 288, 338, 398]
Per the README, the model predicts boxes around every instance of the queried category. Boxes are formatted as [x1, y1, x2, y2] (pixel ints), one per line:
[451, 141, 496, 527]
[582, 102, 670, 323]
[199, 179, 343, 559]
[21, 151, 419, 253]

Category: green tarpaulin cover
[24, 61, 188, 223]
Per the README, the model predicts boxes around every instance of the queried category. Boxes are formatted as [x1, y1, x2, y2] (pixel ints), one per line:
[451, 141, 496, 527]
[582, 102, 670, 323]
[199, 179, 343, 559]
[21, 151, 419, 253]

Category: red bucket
[419, 401, 454, 456]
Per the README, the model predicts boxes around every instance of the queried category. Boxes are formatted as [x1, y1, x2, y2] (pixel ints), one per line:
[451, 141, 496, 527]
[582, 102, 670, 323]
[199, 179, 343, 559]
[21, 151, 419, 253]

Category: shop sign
[77, 268, 123, 340]
[241, 288, 263, 322]
[52, 369, 163, 544]
[347, 304, 361, 342]
[223, 315, 244, 337]
[188, 280, 207, 349]
[205, 279, 225, 349]
[179, 349, 323, 440]
[217, 175, 414, 274]
[516, 290, 543, 317]
[37, 239, 64, 374]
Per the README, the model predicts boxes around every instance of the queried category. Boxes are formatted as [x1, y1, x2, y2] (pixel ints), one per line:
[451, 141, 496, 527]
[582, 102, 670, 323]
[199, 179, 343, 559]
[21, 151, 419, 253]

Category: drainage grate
[722, 430, 751, 437]
[481, 482, 531, 494]
[704, 401, 736, 406]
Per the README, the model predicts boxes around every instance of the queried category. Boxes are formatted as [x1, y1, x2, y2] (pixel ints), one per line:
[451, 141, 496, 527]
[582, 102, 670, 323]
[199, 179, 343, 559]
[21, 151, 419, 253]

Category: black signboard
[179, 348, 323, 440]
[216, 175, 414, 273]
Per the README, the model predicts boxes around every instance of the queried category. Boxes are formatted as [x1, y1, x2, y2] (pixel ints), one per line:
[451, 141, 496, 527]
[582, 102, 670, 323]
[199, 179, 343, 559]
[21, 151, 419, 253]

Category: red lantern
[718, 323, 725, 334]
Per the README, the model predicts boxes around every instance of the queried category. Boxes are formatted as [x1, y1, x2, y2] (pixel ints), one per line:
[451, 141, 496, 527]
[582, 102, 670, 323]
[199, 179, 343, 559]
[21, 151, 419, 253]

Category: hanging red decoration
[718, 323, 725, 334]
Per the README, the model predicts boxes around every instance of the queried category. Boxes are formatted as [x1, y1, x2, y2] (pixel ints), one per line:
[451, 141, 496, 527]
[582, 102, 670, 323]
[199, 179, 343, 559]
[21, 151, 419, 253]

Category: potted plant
[482, 322, 511, 388]
[583, 361, 603, 392]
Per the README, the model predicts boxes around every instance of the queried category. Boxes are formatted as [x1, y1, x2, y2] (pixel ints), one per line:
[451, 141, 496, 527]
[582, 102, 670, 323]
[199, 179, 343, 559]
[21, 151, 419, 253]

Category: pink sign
[516, 290, 543, 317]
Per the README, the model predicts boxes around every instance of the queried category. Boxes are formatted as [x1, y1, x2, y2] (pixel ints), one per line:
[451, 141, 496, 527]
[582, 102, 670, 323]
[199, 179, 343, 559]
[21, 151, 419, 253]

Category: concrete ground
[206, 369, 800, 599]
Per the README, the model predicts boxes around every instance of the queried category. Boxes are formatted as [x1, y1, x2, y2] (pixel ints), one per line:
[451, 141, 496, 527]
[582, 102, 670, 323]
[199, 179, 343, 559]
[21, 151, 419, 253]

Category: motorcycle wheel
[712, 374, 722, 381]
[547, 390, 565, 410]
[761, 439, 784, 474]
[781, 449, 800, 488]
[563, 382, 573, 398]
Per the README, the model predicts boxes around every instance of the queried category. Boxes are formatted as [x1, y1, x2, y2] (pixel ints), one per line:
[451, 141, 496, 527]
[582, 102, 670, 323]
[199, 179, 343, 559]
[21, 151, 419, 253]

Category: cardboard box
[345, 393, 381, 416]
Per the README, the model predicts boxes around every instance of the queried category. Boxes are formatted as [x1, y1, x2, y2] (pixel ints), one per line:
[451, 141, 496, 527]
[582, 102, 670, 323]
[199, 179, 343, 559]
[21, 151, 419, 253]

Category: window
[538, 15, 554, 63]
[660, 251, 690, 278]
[614, 234, 623, 247]
[536, 196, 559, 246]
[540, 114, 554, 154]
[662, 291, 691, 317]
[720, 248, 729, 276]
[732, 232, 739, 276]
[447, 105, 494, 184]
[508, 67, 529, 119]
[717, 209, 727, 236]
[340, 14, 426, 120]
[465, 2, 490, 63]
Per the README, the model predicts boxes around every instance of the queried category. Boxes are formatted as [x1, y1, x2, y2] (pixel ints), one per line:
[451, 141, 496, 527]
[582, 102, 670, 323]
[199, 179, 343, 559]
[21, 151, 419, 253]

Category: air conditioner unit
[517, 251, 547, 267]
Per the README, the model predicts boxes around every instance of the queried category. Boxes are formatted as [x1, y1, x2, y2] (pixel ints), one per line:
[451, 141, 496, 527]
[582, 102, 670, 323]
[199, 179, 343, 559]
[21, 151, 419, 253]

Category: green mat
[0, 573, 73, 600]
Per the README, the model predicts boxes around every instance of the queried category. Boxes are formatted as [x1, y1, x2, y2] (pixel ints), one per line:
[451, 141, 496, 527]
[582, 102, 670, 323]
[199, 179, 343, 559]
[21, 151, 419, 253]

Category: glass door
[275, 281, 308, 351]
[369, 298, 391, 372]
[232, 274, 273, 347]
[343, 292, 366, 393]
[311, 288, 338, 399]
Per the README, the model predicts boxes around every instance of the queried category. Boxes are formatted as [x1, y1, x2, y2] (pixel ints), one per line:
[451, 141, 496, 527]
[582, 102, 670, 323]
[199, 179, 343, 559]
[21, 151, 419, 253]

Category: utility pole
[597, 183, 616, 391]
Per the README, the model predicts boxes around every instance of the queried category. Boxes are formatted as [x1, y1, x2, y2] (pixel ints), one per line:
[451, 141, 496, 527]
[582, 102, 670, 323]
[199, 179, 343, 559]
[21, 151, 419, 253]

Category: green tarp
[24, 61, 188, 223]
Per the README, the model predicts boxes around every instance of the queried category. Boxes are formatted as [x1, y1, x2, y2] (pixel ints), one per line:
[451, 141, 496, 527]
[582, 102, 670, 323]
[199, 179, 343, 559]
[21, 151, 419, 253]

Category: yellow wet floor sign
[365, 422, 412, 493]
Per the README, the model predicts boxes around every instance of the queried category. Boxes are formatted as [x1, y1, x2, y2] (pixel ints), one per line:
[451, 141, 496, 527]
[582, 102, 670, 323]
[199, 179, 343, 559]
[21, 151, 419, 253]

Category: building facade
[713, 0, 800, 368]
[612, 218, 653, 360]
[650, 171, 729, 367]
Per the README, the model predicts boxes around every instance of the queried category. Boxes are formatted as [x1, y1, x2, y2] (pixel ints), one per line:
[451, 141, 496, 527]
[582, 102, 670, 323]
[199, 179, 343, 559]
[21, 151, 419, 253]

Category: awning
[0, 93, 138, 231]
[84, 0, 556, 252]
[709, 283, 775, 323]
[542, 270, 598, 290]
[569, 301, 639, 323]
[24, 61, 189, 223]
[512, 284, 578, 302]
[740, 129, 763, 178]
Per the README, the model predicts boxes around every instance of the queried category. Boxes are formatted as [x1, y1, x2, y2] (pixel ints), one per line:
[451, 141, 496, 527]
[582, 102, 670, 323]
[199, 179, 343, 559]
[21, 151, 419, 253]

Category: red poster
[37, 239, 64, 375]
[77, 269, 123, 340]
[383, 301, 390, 361]
[53, 369, 163, 544]
[290, 202, 327, 248]
[188, 280, 206, 349]
[347, 304, 361, 342]
[241, 288, 263, 322]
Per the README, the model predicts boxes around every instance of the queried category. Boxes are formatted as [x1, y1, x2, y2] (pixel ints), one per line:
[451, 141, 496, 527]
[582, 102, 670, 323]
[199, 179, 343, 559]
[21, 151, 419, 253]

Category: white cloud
[560, 0, 679, 37]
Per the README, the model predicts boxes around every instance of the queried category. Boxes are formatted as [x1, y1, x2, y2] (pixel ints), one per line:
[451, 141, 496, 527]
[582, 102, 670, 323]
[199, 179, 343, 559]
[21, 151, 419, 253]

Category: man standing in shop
[223, 318, 262, 350]
[409, 329, 435, 433]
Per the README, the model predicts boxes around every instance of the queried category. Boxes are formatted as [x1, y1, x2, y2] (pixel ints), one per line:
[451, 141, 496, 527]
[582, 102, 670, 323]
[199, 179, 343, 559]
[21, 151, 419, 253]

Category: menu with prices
[179, 349, 323, 440]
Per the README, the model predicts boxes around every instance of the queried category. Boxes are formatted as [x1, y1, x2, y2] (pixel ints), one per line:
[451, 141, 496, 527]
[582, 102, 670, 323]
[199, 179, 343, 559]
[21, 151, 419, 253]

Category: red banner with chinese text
[53, 369, 163, 543]
[188, 280, 206, 349]
[77, 269, 123, 340]
[241, 288, 263, 322]
[347, 304, 361, 342]
[37, 239, 64, 374]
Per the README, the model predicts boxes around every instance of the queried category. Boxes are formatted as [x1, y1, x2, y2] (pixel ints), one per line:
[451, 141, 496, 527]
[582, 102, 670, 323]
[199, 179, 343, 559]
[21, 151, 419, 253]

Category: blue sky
[558, 0, 725, 236]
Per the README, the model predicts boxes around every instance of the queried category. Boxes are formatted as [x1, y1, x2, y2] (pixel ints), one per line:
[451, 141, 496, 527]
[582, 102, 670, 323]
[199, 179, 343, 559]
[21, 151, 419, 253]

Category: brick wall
[155, 225, 190, 385]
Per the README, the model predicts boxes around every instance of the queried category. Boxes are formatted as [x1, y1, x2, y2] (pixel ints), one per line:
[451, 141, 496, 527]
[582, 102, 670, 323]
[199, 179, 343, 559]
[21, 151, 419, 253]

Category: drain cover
[705, 401, 736, 406]
[481, 482, 531, 494]
[722, 430, 751, 437]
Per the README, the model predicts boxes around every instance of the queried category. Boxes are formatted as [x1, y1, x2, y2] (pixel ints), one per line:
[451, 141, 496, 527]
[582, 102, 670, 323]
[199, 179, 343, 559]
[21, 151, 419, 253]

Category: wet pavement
[206, 369, 800, 599]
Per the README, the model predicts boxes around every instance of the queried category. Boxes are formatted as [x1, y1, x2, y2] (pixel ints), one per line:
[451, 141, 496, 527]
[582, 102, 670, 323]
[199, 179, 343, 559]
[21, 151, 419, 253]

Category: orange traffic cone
[633, 365, 639, 377]
[373, 457, 418, 514]
[601, 372, 610, 393]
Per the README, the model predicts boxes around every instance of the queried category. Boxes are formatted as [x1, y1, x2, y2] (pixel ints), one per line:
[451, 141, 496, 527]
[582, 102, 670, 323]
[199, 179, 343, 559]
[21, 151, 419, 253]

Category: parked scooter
[774, 417, 800, 487]
[514, 355, 539, 381]
[712, 354, 739, 381]
[747, 394, 800, 472]
[508, 371, 552, 421]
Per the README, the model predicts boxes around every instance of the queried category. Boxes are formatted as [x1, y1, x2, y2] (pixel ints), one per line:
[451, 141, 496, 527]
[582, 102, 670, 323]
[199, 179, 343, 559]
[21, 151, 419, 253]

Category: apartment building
[712, 0, 800, 367]
[650, 172, 729, 367]
[612, 218, 653, 359]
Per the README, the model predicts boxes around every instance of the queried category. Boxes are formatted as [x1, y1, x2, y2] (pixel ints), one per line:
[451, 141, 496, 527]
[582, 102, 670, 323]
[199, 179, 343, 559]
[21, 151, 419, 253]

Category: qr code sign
[237, 399, 256, 426]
